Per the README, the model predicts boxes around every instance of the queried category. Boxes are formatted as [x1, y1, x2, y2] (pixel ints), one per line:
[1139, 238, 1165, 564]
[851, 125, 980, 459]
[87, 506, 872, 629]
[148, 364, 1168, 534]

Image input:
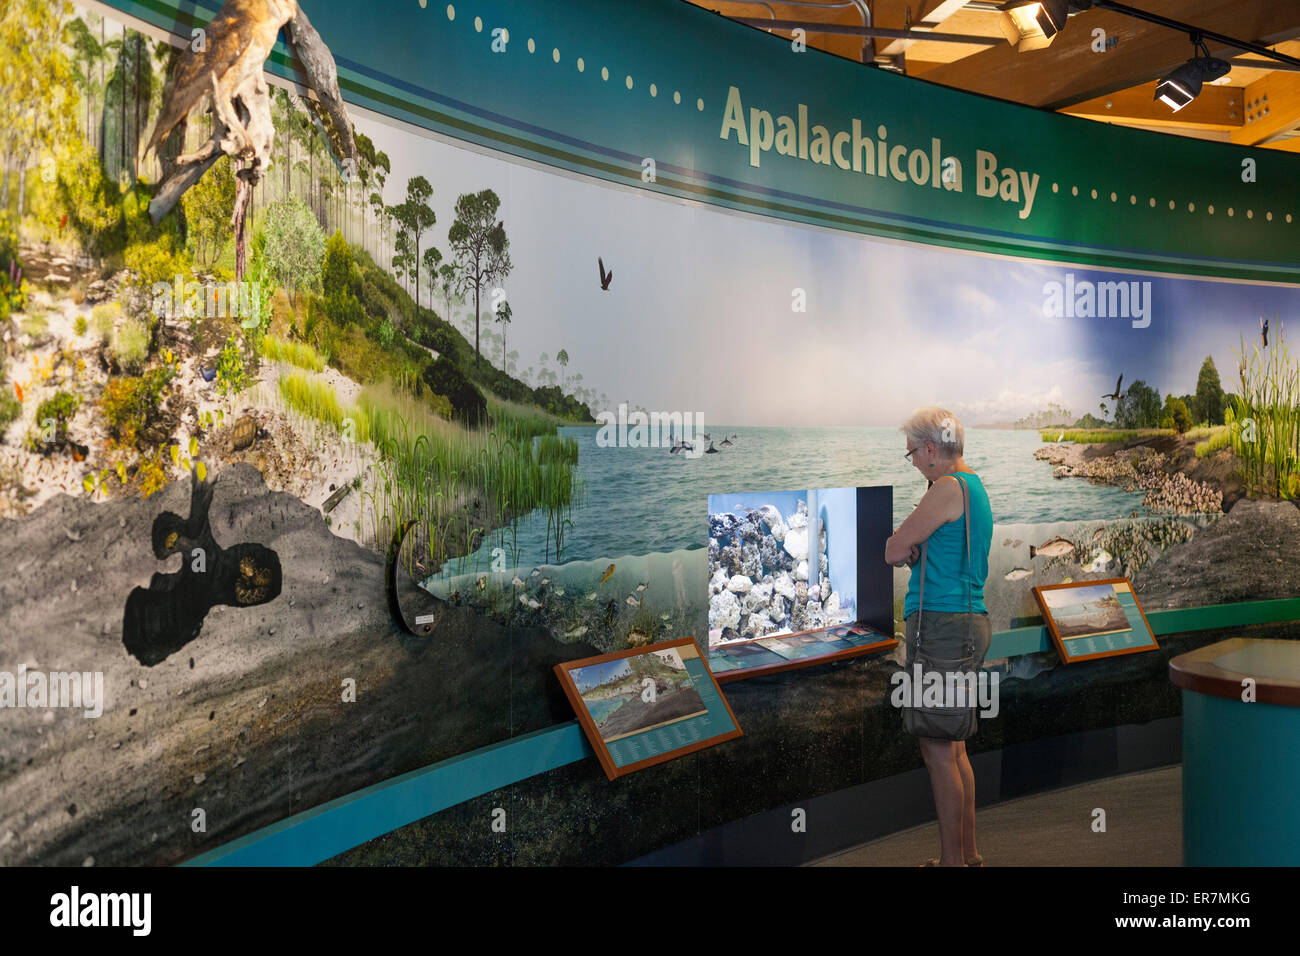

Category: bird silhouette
[705, 442, 719, 454]
[598, 256, 613, 291]
[1102, 374, 1123, 401]
[720, 437, 733, 447]
[1262, 316, 1269, 348]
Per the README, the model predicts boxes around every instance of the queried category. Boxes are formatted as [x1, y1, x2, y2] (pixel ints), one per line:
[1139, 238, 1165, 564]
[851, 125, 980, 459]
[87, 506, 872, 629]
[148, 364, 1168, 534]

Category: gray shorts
[904, 610, 992, 671]
[902, 610, 993, 738]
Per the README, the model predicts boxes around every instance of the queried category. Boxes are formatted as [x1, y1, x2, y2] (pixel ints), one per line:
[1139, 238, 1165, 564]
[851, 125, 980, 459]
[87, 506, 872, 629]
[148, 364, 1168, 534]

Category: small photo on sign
[1039, 583, 1129, 640]
[1033, 577, 1158, 665]
[571, 646, 707, 743]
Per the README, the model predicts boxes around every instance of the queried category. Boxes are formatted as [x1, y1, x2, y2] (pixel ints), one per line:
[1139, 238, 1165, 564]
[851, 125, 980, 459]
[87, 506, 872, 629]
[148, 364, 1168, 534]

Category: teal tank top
[903, 472, 992, 618]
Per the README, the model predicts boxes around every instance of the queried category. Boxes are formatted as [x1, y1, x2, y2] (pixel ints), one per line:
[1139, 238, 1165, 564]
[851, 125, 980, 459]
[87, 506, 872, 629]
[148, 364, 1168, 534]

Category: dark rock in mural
[123, 470, 281, 666]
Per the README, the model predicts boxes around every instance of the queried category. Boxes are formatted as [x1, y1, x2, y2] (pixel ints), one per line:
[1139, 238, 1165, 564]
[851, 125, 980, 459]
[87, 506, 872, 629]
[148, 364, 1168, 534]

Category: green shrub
[428, 325, 458, 359]
[101, 366, 175, 449]
[0, 394, 20, 432]
[0, 226, 25, 320]
[216, 332, 247, 396]
[20, 312, 49, 341]
[421, 355, 486, 426]
[74, 314, 88, 336]
[110, 316, 150, 373]
[92, 301, 120, 345]
[376, 316, 395, 348]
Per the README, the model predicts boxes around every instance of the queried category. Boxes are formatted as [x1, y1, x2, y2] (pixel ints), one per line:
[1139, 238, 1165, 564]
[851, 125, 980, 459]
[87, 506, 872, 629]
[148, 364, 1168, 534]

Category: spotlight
[998, 1, 1086, 52]
[1154, 38, 1230, 112]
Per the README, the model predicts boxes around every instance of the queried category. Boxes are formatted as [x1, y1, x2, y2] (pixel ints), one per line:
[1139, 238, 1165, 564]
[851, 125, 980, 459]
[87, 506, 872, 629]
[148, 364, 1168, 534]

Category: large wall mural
[1, 0, 1299, 865]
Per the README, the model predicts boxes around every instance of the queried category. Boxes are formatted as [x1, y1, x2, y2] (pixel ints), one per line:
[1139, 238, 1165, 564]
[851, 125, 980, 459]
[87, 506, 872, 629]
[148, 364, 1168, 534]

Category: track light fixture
[998, 1, 1092, 52]
[1154, 35, 1230, 112]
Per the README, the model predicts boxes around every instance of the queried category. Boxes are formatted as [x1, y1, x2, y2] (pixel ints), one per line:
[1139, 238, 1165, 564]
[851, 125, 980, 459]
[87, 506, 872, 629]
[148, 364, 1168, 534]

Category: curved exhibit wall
[2, 0, 1299, 865]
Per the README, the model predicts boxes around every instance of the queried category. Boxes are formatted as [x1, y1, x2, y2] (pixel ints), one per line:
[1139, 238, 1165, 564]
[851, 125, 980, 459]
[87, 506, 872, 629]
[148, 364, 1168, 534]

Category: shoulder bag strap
[953, 473, 974, 658]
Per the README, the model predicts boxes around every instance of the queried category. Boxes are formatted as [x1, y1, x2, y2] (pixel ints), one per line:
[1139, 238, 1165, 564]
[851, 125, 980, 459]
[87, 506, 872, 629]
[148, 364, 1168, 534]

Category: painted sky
[354, 107, 1300, 428]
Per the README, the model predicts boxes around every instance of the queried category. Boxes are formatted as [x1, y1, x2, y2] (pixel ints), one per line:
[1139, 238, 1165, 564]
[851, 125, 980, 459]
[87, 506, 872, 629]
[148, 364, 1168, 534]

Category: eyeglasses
[904, 445, 920, 462]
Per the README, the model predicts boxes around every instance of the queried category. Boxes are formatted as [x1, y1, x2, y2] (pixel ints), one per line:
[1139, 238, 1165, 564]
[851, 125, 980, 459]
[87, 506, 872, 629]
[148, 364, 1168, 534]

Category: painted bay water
[435, 426, 1143, 576]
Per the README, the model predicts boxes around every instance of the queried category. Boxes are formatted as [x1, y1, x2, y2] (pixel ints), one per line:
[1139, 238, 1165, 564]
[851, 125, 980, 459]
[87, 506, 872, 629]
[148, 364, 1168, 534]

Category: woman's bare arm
[884, 476, 964, 565]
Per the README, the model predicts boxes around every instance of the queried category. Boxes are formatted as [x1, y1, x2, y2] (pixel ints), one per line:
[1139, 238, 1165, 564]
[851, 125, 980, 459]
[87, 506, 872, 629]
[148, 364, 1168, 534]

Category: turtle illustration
[229, 415, 262, 452]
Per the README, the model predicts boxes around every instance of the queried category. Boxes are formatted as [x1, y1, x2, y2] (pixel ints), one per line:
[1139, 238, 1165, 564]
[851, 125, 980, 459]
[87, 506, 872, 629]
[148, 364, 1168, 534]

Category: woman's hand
[891, 544, 920, 568]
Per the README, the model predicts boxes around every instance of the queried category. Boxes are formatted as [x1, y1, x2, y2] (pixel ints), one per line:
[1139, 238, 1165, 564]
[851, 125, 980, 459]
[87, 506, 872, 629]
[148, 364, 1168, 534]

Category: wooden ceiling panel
[917, 0, 1300, 110]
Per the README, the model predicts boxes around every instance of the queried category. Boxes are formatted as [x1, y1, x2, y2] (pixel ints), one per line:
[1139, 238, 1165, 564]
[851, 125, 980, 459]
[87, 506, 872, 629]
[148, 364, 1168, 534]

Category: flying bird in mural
[146, 0, 359, 279]
[1102, 374, 1124, 402]
[598, 256, 613, 290]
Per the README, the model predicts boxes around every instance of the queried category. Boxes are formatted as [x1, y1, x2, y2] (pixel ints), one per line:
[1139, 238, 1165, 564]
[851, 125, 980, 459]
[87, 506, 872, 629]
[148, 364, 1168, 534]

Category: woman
[884, 407, 993, 868]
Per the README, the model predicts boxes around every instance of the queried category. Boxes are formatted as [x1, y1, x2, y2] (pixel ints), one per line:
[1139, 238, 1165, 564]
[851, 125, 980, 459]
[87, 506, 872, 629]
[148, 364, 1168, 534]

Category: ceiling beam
[1062, 81, 1244, 130]
[917, 0, 1300, 111]
[699, 1, 871, 63]
[1231, 72, 1300, 145]
[876, 0, 973, 57]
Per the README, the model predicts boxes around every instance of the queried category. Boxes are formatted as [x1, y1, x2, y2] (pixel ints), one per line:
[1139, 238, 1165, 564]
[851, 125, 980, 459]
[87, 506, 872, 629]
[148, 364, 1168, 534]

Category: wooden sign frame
[709, 623, 897, 683]
[1032, 577, 1159, 664]
[553, 637, 743, 781]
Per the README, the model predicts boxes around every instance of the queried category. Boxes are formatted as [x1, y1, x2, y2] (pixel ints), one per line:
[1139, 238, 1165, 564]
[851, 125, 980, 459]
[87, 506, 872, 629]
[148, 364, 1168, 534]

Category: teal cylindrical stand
[1177, 648, 1300, 866]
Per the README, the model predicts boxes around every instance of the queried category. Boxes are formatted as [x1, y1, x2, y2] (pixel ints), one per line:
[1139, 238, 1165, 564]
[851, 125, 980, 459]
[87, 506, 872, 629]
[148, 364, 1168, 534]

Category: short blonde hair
[902, 407, 964, 458]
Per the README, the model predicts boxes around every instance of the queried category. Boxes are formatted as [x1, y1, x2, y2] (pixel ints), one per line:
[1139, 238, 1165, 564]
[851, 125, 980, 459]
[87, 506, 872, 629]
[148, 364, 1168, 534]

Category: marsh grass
[262, 334, 325, 372]
[1230, 315, 1300, 498]
[1193, 425, 1233, 458]
[1039, 428, 1172, 444]
[279, 373, 584, 576]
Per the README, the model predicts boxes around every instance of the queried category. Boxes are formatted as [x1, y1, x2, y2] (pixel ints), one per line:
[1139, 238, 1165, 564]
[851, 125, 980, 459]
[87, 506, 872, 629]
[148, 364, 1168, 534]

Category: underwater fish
[527, 598, 541, 609]
[598, 564, 615, 584]
[476, 575, 487, 591]
[554, 588, 565, 597]
[626, 595, 640, 607]
[530, 568, 541, 578]
[511, 576, 525, 588]
[564, 625, 588, 638]
[519, 594, 541, 609]
[636, 582, 648, 592]
[660, 613, 671, 620]
[1004, 568, 1032, 581]
[1084, 549, 1113, 573]
[1030, 536, 1075, 559]
[541, 578, 550, 586]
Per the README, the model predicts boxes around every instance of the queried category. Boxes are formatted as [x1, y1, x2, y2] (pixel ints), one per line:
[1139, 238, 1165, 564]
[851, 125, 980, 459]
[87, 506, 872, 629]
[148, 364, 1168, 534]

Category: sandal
[967, 854, 983, 867]
[919, 858, 968, 867]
